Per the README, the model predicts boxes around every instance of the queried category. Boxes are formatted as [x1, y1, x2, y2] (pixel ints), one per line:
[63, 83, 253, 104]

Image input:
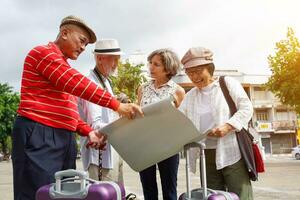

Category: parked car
[291, 145, 300, 160]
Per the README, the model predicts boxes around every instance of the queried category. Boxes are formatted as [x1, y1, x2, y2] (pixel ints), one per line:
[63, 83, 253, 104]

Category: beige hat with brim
[60, 15, 97, 44]
[181, 47, 213, 69]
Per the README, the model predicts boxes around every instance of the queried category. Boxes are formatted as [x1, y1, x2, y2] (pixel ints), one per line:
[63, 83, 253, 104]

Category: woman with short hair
[137, 48, 185, 200]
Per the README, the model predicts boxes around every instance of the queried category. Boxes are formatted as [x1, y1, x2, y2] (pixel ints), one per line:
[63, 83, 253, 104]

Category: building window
[254, 87, 263, 91]
[276, 109, 288, 121]
[253, 87, 267, 100]
[256, 110, 269, 121]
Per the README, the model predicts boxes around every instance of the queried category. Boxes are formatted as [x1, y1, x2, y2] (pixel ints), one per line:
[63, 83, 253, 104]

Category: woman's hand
[208, 123, 235, 138]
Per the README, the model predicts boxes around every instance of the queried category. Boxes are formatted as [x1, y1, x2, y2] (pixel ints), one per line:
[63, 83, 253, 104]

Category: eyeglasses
[185, 68, 205, 76]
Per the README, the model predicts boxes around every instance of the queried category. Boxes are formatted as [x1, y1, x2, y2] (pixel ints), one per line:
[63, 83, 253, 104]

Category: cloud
[1, 0, 300, 91]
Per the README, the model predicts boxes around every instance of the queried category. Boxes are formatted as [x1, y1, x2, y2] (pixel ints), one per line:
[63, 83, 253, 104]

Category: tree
[111, 60, 147, 102]
[0, 83, 20, 157]
[265, 27, 300, 113]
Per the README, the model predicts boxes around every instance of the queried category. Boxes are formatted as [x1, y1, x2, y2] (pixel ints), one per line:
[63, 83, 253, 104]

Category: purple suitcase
[36, 169, 126, 200]
[178, 142, 239, 200]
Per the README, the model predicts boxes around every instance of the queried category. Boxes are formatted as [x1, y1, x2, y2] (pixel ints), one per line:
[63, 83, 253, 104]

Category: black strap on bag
[219, 76, 258, 181]
[93, 67, 111, 181]
[93, 67, 111, 91]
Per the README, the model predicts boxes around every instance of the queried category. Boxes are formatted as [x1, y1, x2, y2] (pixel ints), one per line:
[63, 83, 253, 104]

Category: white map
[100, 97, 210, 172]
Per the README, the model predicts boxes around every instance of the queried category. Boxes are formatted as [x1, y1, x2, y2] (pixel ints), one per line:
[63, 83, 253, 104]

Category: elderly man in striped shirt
[11, 15, 142, 200]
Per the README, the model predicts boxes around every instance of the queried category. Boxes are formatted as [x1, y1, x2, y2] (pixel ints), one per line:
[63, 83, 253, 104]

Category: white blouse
[179, 76, 253, 170]
[198, 83, 217, 149]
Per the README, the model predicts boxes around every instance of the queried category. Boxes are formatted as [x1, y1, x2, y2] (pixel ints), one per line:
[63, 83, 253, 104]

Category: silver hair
[147, 48, 181, 79]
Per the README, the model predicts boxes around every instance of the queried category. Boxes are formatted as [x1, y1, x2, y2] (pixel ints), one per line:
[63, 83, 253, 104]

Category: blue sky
[1, 0, 300, 91]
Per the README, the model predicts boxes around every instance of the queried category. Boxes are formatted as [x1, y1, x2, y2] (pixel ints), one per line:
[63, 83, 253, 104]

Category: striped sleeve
[76, 119, 93, 136]
[33, 48, 120, 111]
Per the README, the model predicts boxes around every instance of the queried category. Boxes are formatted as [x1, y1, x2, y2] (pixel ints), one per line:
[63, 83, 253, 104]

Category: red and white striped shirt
[17, 42, 120, 136]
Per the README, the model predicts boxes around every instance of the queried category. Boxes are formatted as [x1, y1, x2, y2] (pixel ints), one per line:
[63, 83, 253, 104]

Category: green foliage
[265, 28, 300, 113]
[111, 60, 147, 102]
[0, 83, 20, 155]
[0, 136, 12, 154]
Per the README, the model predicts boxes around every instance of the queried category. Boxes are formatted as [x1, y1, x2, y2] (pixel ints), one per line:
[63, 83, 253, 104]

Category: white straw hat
[93, 39, 124, 55]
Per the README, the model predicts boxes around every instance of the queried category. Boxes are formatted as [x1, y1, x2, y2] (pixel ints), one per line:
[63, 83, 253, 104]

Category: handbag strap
[219, 76, 254, 140]
[93, 67, 108, 181]
[219, 76, 237, 117]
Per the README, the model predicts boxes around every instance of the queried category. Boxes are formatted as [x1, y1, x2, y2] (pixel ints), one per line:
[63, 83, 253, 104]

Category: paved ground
[1, 154, 300, 200]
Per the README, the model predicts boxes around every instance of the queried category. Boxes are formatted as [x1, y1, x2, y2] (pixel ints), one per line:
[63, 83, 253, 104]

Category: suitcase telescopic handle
[55, 169, 88, 179]
[184, 142, 205, 150]
[55, 169, 88, 192]
[184, 142, 207, 199]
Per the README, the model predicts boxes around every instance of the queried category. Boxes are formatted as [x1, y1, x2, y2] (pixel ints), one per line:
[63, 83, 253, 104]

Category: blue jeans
[11, 116, 77, 200]
[139, 154, 179, 200]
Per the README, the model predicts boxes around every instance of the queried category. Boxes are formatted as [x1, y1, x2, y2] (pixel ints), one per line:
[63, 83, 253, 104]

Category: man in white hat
[78, 39, 125, 183]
